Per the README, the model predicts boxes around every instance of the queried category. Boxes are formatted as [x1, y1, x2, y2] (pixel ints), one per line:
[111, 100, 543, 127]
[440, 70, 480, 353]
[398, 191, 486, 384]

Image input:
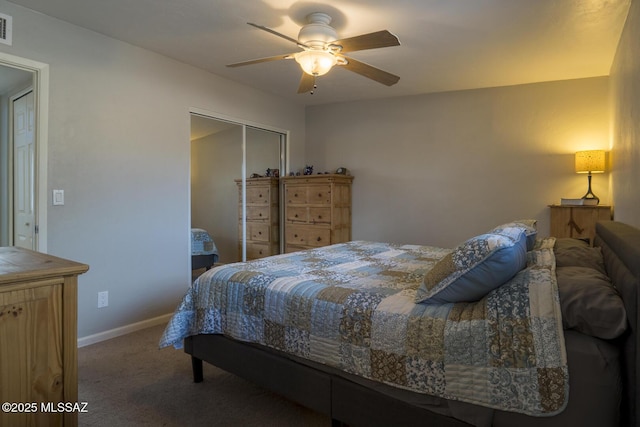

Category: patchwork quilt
[160, 239, 567, 416]
[190, 228, 218, 257]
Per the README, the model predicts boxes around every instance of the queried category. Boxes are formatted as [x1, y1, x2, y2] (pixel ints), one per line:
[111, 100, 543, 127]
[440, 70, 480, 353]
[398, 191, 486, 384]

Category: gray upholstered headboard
[594, 220, 640, 427]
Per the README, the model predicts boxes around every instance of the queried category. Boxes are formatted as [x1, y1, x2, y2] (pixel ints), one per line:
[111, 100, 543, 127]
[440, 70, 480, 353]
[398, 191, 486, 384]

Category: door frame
[189, 107, 289, 261]
[0, 52, 49, 252]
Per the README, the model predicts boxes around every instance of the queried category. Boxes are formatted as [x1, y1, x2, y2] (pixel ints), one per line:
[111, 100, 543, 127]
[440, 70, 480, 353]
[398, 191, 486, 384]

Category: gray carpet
[78, 324, 330, 426]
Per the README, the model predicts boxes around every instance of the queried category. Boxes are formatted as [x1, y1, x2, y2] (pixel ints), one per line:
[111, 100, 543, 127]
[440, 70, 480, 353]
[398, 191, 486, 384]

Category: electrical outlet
[98, 291, 109, 308]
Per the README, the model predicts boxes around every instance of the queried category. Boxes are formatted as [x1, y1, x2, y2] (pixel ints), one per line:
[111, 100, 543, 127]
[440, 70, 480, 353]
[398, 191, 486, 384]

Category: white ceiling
[6, 0, 632, 106]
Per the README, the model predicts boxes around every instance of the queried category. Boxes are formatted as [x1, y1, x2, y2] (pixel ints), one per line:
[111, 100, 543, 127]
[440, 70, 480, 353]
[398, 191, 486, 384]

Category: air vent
[0, 13, 13, 46]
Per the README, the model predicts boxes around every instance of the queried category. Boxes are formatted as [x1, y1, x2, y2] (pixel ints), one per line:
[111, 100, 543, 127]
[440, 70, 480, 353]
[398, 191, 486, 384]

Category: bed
[162, 220, 639, 426]
[190, 228, 219, 271]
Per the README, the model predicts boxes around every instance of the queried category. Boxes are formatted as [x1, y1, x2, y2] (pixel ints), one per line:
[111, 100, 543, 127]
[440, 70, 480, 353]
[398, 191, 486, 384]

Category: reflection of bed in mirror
[164, 220, 639, 427]
[190, 228, 218, 271]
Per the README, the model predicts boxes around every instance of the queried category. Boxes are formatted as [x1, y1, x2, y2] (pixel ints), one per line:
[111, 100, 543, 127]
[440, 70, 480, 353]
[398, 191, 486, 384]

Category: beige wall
[0, 1, 305, 340]
[306, 78, 611, 248]
[611, 0, 640, 228]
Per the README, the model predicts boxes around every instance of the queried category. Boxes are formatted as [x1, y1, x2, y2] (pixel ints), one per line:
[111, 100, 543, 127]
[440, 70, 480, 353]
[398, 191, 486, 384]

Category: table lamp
[575, 150, 605, 204]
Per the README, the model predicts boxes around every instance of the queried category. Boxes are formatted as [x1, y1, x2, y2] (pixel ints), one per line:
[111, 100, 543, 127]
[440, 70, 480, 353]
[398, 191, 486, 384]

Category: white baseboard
[77, 313, 173, 348]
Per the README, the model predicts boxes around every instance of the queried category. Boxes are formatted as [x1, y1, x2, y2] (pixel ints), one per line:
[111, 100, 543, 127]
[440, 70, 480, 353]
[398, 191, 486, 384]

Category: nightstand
[549, 205, 613, 244]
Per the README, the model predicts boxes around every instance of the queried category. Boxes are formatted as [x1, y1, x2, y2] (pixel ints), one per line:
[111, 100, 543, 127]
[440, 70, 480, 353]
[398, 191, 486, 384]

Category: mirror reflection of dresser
[235, 177, 280, 260]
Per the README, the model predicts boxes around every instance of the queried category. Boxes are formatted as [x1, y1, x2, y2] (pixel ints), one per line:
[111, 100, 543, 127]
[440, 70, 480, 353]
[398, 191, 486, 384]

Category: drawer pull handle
[259, 194, 263, 198]
[294, 193, 298, 197]
[318, 193, 322, 197]
[258, 231, 262, 235]
[317, 215, 322, 219]
[317, 237, 322, 242]
[294, 234, 298, 238]
[259, 213, 262, 217]
[295, 214, 298, 218]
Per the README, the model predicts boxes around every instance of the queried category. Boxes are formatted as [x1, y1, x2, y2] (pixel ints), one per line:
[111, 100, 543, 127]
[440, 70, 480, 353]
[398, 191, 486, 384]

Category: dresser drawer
[308, 207, 331, 224]
[286, 185, 331, 204]
[285, 226, 306, 246]
[306, 228, 331, 247]
[285, 207, 331, 224]
[246, 186, 271, 204]
[246, 242, 273, 259]
[286, 206, 308, 223]
[307, 185, 332, 204]
[285, 226, 331, 247]
[285, 186, 307, 204]
[249, 223, 269, 242]
[246, 206, 271, 221]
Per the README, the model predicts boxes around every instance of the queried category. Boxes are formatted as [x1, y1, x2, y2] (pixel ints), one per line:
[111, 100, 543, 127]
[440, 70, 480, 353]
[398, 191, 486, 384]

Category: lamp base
[581, 173, 600, 205]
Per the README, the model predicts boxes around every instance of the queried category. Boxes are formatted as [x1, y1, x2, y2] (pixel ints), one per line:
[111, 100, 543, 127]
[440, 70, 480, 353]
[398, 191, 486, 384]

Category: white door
[13, 90, 35, 250]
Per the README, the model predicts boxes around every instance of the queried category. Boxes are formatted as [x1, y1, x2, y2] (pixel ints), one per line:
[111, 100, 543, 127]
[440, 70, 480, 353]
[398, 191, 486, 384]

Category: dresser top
[234, 177, 280, 183]
[549, 204, 612, 208]
[0, 247, 89, 285]
[281, 174, 354, 183]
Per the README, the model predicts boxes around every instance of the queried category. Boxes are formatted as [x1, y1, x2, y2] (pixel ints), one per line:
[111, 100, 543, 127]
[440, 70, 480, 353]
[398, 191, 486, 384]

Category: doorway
[0, 53, 48, 251]
[11, 88, 35, 249]
[189, 110, 288, 265]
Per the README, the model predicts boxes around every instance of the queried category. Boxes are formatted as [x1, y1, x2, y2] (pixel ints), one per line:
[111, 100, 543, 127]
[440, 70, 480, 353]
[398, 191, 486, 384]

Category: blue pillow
[491, 219, 537, 251]
[415, 230, 528, 304]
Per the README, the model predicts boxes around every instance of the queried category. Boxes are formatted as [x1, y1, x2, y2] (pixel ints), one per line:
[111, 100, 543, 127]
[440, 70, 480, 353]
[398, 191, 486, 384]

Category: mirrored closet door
[190, 113, 287, 265]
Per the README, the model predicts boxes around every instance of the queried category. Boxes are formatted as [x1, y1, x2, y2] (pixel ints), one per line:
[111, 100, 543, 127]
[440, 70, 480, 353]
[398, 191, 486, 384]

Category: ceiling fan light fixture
[230, 12, 401, 93]
[294, 50, 337, 76]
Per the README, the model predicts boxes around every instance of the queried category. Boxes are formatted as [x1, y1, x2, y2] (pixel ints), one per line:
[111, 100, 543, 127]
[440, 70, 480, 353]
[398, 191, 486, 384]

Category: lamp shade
[575, 150, 605, 174]
[294, 50, 337, 76]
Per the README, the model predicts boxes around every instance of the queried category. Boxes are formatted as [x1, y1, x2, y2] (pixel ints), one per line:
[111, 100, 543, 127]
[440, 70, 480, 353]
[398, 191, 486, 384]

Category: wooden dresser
[0, 247, 88, 427]
[282, 174, 353, 253]
[236, 177, 280, 260]
[549, 205, 613, 244]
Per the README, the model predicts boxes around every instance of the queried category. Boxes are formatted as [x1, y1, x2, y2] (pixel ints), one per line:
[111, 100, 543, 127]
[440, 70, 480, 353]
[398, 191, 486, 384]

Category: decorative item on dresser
[0, 247, 88, 427]
[281, 174, 353, 253]
[235, 177, 279, 260]
[549, 204, 612, 244]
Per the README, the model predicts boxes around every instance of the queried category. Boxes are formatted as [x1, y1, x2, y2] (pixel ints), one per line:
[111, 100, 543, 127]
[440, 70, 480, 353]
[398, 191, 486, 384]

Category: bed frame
[184, 220, 640, 426]
[595, 221, 640, 427]
[191, 254, 216, 271]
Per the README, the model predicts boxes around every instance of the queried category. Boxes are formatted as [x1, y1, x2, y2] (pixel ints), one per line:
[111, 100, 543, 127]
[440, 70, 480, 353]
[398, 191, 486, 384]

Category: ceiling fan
[227, 12, 401, 94]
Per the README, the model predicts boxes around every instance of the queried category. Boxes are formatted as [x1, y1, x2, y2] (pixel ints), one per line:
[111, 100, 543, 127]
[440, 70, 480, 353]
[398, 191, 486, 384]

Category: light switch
[53, 189, 64, 206]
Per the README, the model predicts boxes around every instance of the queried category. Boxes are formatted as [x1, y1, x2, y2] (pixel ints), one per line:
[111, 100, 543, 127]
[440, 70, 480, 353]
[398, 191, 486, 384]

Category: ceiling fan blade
[227, 54, 294, 68]
[247, 22, 308, 48]
[298, 72, 316, 94]
[330, 30, 400, 53]
[340, 56, 400, 86]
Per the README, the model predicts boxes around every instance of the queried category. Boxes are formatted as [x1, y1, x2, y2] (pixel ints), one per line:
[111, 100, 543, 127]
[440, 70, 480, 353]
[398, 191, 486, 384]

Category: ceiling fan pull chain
[310, 76, 317, 95]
